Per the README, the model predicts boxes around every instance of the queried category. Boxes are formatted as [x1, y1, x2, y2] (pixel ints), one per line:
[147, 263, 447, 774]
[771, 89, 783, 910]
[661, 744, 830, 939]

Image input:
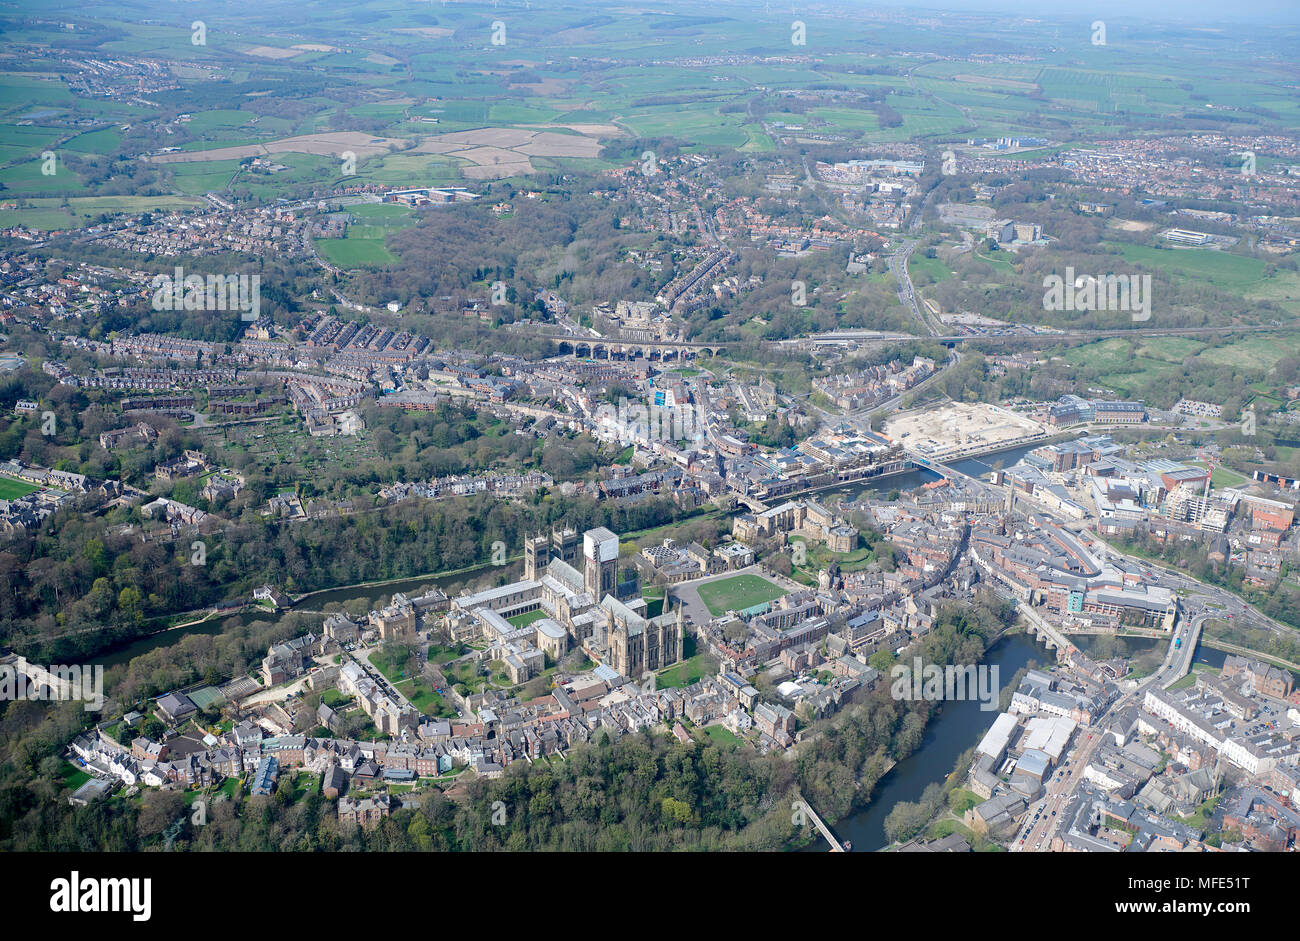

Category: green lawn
[507, 609, 547, 629]
[947, 788, 983, 815]
[656, 651, 717, 689]
[1111, 242, 1275, 295]
[428, 644, 461, 665]
[702, 724, 743, 747]
[395, 677, 457, 718]
[61, 762, 91, 791]
[369, 649, 413, 684]
[696, 574, 787, 616]
[320, 687, 349, 707]
[1167, 662, 1219, 691]
[1187, 462, 1250, 489]
[1177, 794, 1222, 830]
[0, 477, 41, 499]
[909, 253, 953, 284]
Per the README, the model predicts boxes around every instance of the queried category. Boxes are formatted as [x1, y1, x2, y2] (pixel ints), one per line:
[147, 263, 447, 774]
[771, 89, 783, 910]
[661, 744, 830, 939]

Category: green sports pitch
[0, 477, 40, 500]
[696, 574, 787, 617]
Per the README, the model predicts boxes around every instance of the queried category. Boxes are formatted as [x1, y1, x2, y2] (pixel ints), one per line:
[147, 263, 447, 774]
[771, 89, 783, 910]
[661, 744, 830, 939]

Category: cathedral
[450, 525, 683, 680]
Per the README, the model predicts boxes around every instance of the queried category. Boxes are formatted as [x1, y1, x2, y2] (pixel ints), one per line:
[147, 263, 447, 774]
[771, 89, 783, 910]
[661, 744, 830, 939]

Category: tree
[661, 796, 692, 826]
[137, 789, 185, 839]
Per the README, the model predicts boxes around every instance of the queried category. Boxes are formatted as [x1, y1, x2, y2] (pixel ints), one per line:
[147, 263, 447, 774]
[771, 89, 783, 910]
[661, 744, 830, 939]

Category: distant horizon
[821, 0, 1300, 26]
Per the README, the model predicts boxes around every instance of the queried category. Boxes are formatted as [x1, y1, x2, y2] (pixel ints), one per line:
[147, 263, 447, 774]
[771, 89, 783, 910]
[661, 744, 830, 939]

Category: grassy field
[1061, 337, 1195, 395]
[1189, 462, 1251, 489]
[1198, 334, 1300, 373]
[656, 652, 717, 689]
[909, 253, 953, 285]
[696, 573, 787, 616]
[1061, 333, 1300, 401]
[0, 477, 40, 500]
[0, 195, 203, 229]
[316, 235, 396, 268]
[347, 203, 417, 224]
[0, 4, 1292, 236]
[702, 724, 743, 747]
[1111, 243, 1278, 296]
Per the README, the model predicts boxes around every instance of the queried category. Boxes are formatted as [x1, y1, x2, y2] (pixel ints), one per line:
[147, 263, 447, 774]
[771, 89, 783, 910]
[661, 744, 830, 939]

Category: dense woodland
[0, 491, 694, 664]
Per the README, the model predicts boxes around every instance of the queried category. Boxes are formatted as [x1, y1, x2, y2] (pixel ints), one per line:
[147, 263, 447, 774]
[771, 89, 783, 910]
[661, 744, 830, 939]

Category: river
[825, 628, 1265, 853]
[816, 440, 1046, 505]
[806, 631, 1050, 852]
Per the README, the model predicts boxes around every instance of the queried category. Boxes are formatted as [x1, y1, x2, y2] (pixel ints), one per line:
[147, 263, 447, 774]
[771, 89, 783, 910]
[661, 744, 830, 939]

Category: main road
[888, 238, 942, 337]
[1008, 613, 1202, 852]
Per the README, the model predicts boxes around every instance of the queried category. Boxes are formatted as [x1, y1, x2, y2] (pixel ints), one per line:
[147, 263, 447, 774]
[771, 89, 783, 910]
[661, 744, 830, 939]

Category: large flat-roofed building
[1048, 396, 1145, 426]
[1238, 494, 1296, 533]
[1162, 227, 1212, 245]
[977, 711, 1019, 763]
[1092, 400, 1146, 424]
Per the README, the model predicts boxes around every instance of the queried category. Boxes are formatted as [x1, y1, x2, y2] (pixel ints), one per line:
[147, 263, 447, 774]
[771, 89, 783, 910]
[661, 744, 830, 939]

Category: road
[1079, 526, 1298, 641]
[1008, 624, 1188, 852]
[794, 321, 1294, 349]
[790, 349, 960, 443]
[1011, 725, 1108, 851]
[1001, 505, 1298, 850]
[964, 471, 1300, 850]
[888, 237, 941, 337]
